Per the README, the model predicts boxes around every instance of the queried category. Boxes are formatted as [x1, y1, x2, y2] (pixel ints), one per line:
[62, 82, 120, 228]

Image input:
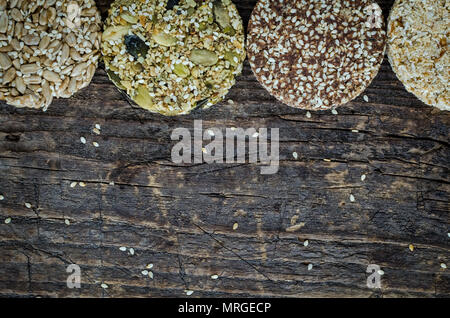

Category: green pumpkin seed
[173, 63, 190, 78]
[224, 51, 240, 67]
[213, 1, 231, 30]
[152, 31, 177, 46]
[189, 49, 218, 66]
[103, 25, 131, 41]
[106, 69, 126, 90]
[134, 85, 154, 109]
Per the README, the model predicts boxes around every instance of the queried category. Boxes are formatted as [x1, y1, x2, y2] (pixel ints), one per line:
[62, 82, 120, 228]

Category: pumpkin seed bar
[102, 0, 245, 116]
[388, 0, 449, 111]
[247, 0, 386, 110]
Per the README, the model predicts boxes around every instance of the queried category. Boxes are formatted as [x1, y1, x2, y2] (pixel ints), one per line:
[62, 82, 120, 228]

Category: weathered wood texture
[0, 0, 449, 298]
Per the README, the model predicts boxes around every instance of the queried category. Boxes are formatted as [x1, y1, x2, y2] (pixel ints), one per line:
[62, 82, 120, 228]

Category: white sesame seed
[93, 128, 101, 135]
[109, 181, 115, 186]
[293, 152, 298, 159]
[441, 263, 447, 269]
[409, 244, 414, 252]
[129, 248, 135, 255]
[307, 264, 313, 271]
[141, 270, 149, 276]
[65, 219, 70, 225]
[227, 99, 234, 105]
[350, 194, 355, 202]
[101, 283, 108, 289]
[252, 132, 259, 138]
[93, 142, 99, 148]
[306, 111, 311, 118]
[25, 202, 32, 209]
[211, 275, 219, 280]
[4, 217, 11, 224]
[352, 129, 359, 133]
[202, 147, 207, 154]
[79, 182, 86, 187]
[146, 264, 153, 269]
[361, 174, 366, 181]
[95, 124, 101, 130]
[331, 109, 338, 115]
[303, 240, 309, 247]
[232, 222, 238, 230]
[378, 270, 384, 275]
[0, 195, 4, 201]
[70, 182, 77, 188]
[119, 246, 127, 251]
[185, 290, 194, 296]
[148, 271, 154, 279]
[363, 95, 369, 102]
[80, 137, 86, 144]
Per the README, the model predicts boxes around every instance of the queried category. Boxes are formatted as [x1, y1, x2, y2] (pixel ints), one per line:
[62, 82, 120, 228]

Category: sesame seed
[252, 132, 259, 138]
[70, 182, 77, 188]
[323, 159, 331, 162]
[146, 264, 153, 269]
[129, 248, 135, 255]
[211, 275, 219, 280]
[101, 283, 108, 289]
[119, 246, 127, 251]
[232, 222, 238, 230]
[109, 181, 115, 186]
[378, 269, 384, 275]
[65, 219, 70, 225]
[93, 142, 99, 147]
[331, 109, 338, 115]
[148, 271, 154, 279]
[352, 129, 359, 133]
[441, 263, 447, 269]
[141, 270, 149, 276]
[4, 217, 11, 224]
[227, 99, 234, 105]
[306, 111, 311, 118]
[25, 202, 32, 209]
[93, 128, 101, 135]
[303, 240, 309, 247]
[363, 95, 369, 102]
[293, 152, 298, 159]
[307, 264, 313, 271]
[185, 290, 194, 296]
[409, 244, 414, 252]
[349, 194, 355, 202]
[95, 124, 101, 130]
[0, 195, 4, 201]
[79, 182, 86, 187]
[361, 174, 366, 181]
[80, 137, 86, 144]
[202, 147, 207, 154]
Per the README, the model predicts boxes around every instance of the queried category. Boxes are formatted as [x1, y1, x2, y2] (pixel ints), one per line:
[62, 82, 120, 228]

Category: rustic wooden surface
[0, 0, 449, 298]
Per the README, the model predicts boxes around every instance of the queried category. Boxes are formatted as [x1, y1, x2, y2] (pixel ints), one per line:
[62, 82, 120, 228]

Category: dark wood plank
[0, 0, 448, 298]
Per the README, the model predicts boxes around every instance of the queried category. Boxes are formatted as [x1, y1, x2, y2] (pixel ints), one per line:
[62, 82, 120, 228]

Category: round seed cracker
[387, 0, 449, 111]
[247, 0, 386, 110]
[0, 0, 102, 111]
[102, 0, 246, 116]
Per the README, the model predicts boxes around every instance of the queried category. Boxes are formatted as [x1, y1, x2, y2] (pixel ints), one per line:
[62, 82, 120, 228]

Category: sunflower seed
[0, 52, 12, 70]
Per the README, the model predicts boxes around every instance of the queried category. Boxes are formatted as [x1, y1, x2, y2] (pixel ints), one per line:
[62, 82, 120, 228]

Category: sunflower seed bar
[247, 0, 386, 110]
[388, 0, 449, 111]
[0, 0, 102, 110]
[102, 0, 246, 116]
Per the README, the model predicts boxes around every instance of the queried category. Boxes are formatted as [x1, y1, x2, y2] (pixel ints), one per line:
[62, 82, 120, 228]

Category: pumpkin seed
[189, 49, 218, 66]
[173, 63, 190, 78]
[214, 0, 231, 30]
[133, 85, 153, 110]
[103, 25, 131, 42]
[121, 13, 138, 24]
[152, 31, 177, 47]
[106, 69, 125, 90]
[124, 34, 149, 59]
[166, 0, 180, 10]
[197, 98, 209, 108]
[224, 51, 240, 67]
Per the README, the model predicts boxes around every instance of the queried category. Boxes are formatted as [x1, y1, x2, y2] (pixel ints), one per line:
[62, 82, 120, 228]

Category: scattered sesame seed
[363, 95, 369, 102]
[95, 124, 101, 130]
[141, 270, 149, 276]
[232, 222, 238, 230]
[352, 129, 359, 133]
[252, 132, 259, 138]
[146, 264, 154, 269]
[93, 142, 99, 148]
[79, 182, 86, 187]
[25, 202, 32, 209]
[378, 269, 384, 275]
[109, 181, 115, 186]
[307, 264, 313, 271]
[361, 174, 366, 181]
[65, 219, 70, 226]
[101, 283, 108, 289]
[331, 109, 338, 115]
[4, 217, 11, 224]
[448, 232, 450, 238]
[306, 111, 311, 118]
[0, 195, 4, 201]
[202, 147, 207, 154]
[211, 275, 219, 280]
[409, 244, 414, 252]
[293, 152, 298, 159]
[70, 182, 77, 188]
[441, 263, 447, 269]
[185, 290, 194, 296]
[93, 128, 101, 135]
[303, 240, 309, 247]
[148, 271, 154, 279]
[119, 246, 127, 252]
[129, 248, 135, 255]
[227, 99, 234, 105]
[80, 137, 86, 144]
[350, 194, 355, 202]
[323, 159, 331, 162]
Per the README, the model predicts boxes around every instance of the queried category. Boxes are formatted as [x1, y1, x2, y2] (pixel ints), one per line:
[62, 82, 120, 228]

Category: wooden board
[0, 0, 449, 298]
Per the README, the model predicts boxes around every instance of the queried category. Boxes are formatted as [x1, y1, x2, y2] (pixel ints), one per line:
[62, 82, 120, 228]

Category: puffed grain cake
[0, 0, 102, 110]
[387, 0, 449, 111]
[247, 0, 386, 110]
[102, 0, 246, 116]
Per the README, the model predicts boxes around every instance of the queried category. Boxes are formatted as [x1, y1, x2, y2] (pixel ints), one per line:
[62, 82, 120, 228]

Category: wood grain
[0, 0, 448, 298]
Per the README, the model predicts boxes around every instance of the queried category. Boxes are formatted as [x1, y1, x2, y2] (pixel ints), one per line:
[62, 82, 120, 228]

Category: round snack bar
[0, 0, 102, 110]
[102, 0, 246, 116]
[388, 0, 449, 111]
[247, 0, 386, 110]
